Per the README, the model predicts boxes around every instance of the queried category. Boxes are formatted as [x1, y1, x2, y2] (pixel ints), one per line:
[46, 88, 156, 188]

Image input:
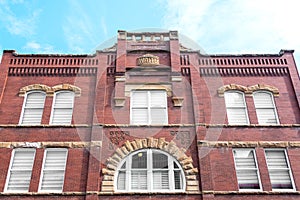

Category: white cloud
[0, 0, 41, 37]
[160, 0, 300, 66]
[23, 41, 57, 54]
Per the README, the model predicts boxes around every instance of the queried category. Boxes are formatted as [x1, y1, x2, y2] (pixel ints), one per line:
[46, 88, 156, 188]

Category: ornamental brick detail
[18, 83, 81, 96]
[101, 137, 199, 193]
[218, 83, 279, 96]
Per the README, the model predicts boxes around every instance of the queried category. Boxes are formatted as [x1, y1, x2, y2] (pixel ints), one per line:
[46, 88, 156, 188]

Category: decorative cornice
[200, 67, 288, 77]
[137, 54, 160, 66]
[9, 67, 97, 76]
[101, 137, 199, 193]
[217, 84, 279, 96]
[197, 140, 300, 148]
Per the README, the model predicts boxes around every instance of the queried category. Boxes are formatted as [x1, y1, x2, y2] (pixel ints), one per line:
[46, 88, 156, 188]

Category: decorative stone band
[0, 141, 101, 148]
[101, 137, 199, 193]
[19, 83, 81, 96]
[198, 140, 300, 148]
[217, 83, 279, 97]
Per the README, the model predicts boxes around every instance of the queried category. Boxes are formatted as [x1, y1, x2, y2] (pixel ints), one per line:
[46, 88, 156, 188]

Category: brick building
[0, 30, 299, 200]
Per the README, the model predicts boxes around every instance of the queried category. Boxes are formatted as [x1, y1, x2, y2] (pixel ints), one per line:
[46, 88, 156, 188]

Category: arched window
[253, 91, 279, 124]
[50, 91, 75, 125]
[19, 91, 46, 125]
[115, 149, 185, 192]
[224, 91, 249, 124]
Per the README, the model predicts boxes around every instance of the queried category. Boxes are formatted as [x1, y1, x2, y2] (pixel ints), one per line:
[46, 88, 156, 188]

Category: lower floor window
[116, 149, 185, 192]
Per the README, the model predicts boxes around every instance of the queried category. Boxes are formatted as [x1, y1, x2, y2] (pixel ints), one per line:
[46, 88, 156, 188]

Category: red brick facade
[0, 30, 299, 199]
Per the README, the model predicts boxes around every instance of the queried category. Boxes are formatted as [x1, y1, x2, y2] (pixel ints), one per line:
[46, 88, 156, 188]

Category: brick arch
[248, 84, 279, 97]
[51, 84, 81, 96]
[217, 84, 250, 96]
[101, 137, 199, 193]
[19, 84, 51, 96]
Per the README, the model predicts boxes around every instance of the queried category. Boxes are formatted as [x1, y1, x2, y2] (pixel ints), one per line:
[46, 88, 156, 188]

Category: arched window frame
[50, 90, 75, 125]
[19, 90, 46, 125]
[114, 149, 186, 192]
[253, 91, 279, 125]
[224, 90, 249, 125]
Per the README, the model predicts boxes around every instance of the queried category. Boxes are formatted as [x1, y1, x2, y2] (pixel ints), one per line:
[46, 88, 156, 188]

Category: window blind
[51, 91, 74, 125]
[224, 92, 249, 124]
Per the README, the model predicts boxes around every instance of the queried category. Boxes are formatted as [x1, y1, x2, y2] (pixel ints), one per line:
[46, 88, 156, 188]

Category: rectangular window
[224, 91, 249, 125]
[5, 149, 36, 192]
[131, 90, 168, 125]
[233, 149, 261, 190]
[39, 148, 68, 192]
[265, 149, 295, 190]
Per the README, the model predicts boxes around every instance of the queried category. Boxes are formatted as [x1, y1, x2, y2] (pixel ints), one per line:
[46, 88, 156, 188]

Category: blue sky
[1, 0, 300, 70]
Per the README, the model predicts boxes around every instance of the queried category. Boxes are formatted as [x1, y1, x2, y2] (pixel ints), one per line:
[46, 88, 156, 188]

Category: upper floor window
[224, 91, 249, 124]
[19, 91, 46, 125]
[130, 90, 168, 125]
[265, 149, 295, 191]
[233, 149, 261, 191]
[115, 149, 185, 192]
[50, 91, 75, 125]
[5, 148, 36, 192]
[253, 91, 279, 125]
[39, 148, 68, 192]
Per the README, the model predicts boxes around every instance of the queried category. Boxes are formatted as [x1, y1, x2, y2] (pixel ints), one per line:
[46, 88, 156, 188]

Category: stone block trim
[218, 83, 279, 96]
[101, 137, 199, 193]
[197, 140, 300, 148]
[19, 83, 81, 96]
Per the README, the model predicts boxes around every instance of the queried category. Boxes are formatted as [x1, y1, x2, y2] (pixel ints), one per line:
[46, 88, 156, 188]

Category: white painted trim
[114, 149, 185, 193]
[253, 91, 280, 125]
[4, 148, 36, 193]
[38, 148, 68, 193]
[232, 148, 262, 192]
[18, 90, 46, 125]
[264, 148, 296, 191]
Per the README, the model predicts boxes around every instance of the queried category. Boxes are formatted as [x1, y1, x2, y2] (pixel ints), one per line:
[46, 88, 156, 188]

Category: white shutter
[131, 109, 148, 124]
[132, 91, 148, 107]
[253, 92, 279, 124]
[265, 150, 294, 190]
[224, 92, 248, 124]
[51, 91, 74, 125]
[233, 149, 261, 190]
[39, 149, 68, 192]
[117, 171, 126, 190]
[20, 92, 46, 125]
[153, 171, 169, 189]
[131, 171, 147, 190]
[150, 91, 167, 125]
[5, 149, 35, 192]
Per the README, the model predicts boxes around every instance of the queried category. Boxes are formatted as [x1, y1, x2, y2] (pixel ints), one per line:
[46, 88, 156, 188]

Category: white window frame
[38, 148, 68, 193]
[253, 91, 279, 125]
[233, 148, 262, 191]
[4, 148, 36, 193]
[19, 91, 46, 125]
[130, 90, 168, 125]
[50, 91, 75, 125]
[114, 149, 186, 192]
[224, 91, 249, 125]
[264, 149, 295, 191]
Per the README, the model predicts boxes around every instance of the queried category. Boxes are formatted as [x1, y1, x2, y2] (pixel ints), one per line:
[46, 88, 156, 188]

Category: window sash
[115, 149, 184, 192]
[50, 91, 74, 125]
[253, 92, 279, 124]
[5, 149, 36, 192]
[233, 149, 261, 190]
[131, 91, 168, 125]
[39, 148, 68, 192]
[224, 92, 249, 125]
[265, 149, 295, 190]
[19, 91, 46, 125]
